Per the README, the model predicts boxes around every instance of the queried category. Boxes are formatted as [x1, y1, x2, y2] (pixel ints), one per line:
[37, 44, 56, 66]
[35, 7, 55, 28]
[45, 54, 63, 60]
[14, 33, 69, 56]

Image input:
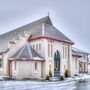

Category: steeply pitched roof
[0, 16, 74, 52]
[9, 43, 45, 61]
[44, 23, 73, 44]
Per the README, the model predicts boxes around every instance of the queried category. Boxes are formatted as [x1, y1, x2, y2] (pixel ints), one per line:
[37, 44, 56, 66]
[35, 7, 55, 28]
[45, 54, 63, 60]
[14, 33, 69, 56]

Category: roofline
[73, 51, 89, 55]
[72, 54, 82, 58]
[0, 52, 4, 55]
[28, 36, 74, 44]
[9, 58, 45, 62]
[79, 61, 88, 63]
[78, 52, 89, 55]
[72, 47, 89, 55]
[0, 16, 51, 37]
[0, 52, 7, 55]
[0, 49, 9, 55]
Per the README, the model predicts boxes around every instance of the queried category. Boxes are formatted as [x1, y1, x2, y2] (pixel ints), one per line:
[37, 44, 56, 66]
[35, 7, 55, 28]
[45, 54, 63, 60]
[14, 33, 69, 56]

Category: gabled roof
[72, 47, 89, 55]
[0, 16, 74, 52]
[9, 43, 45, 62]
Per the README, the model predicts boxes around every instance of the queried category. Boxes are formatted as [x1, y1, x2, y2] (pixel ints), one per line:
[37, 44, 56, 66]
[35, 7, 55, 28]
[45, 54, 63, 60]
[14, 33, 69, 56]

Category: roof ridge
[26, 43, 33, 59]
[0, 16, 51, 37]
[16, 45, 26, 58]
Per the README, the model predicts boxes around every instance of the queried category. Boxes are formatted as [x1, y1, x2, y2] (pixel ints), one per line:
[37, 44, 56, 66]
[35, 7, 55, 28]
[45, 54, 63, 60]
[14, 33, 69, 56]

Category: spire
[48, 12, 50, 17]
[42, 12, 52, 25]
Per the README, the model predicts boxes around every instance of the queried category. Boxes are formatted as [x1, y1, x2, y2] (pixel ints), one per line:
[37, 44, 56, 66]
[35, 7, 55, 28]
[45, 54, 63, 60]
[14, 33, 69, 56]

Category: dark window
[39, 44, 41, 50]
[35, 62, 37, 71]
[36, 44, 38, 50]
[0, 56, 3, 68]
[51, 44, 53, 57]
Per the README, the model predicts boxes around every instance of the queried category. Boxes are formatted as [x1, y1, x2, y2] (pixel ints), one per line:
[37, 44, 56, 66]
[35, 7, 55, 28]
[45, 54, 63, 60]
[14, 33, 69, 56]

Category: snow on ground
[0, 76, 10, 81]
[0, 80, 76, 90]
[0, 74, 90, 90]
[82, 75, 90, 79]
[73, 74, 90, 81]
[0, 77, 4, 80]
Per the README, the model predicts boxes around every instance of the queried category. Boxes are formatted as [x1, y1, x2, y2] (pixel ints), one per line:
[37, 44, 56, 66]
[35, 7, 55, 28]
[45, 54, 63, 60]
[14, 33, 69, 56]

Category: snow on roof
[72, 47, 89, 55]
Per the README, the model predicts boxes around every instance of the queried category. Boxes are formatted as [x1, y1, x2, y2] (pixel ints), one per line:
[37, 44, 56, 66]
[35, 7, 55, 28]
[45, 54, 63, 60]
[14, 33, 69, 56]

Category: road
[0, 79, 90, 90]
[0, 80, 76, 90]
[74, 79, 90, 90]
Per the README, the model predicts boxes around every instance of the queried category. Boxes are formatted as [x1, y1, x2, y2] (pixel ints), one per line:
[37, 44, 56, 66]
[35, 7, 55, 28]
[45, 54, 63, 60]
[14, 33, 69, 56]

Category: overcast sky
[0, 0, 90, 52]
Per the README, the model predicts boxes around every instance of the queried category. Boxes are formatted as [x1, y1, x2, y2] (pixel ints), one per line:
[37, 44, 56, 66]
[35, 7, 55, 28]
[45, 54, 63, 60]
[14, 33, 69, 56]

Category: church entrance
[54, 51, 60, 77]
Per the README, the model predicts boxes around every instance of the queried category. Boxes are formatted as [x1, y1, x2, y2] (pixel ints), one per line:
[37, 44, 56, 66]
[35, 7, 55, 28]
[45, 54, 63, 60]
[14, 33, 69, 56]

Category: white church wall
[11, 61, 43, 79]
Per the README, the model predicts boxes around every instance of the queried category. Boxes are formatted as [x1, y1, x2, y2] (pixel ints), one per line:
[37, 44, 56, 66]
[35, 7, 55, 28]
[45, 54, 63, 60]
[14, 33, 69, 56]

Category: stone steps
[50, 77, 60, 81]
[54, 70, 60, 77]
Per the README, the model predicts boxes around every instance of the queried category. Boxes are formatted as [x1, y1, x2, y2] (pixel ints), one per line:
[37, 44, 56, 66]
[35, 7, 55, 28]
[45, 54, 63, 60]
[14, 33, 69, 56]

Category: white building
[0, 16, 89, 79]
[72, 47, 89, 75]
[88, 63, 90, 74]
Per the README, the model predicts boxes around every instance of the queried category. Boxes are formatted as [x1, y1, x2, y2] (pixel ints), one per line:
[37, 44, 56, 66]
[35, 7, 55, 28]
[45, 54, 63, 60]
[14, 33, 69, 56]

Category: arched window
[14, 61, 17, 71]
[54, 51, 60, 61]
[54, 51, 60, 71]
[36, 44, 38, 50]
[39, 44, 41, 50]
[35, 62, 37, 71]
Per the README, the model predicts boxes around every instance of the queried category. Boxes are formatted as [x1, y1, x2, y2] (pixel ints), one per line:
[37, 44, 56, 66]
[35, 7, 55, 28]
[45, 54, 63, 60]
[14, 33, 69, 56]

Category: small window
[33, 45, 35, 49]
[0, 56, 3, 68]
[48, 44, 50, 57]
[63, 46, 67, 59]
[35, 62, 37, 71]
[36, 44, 38, 50]
[65, 47, 67, 59]
[63, 47, 64, 59]
[76, 58, 77, 69]
[15, 61, 17, 71]
[39, 44, 41, 50]
[51, 44, 53, 57]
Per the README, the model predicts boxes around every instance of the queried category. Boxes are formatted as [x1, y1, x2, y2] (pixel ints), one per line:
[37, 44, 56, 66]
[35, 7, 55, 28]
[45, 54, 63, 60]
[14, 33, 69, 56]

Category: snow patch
[73, 74, 90, 81]
[33, 57, 44, 60]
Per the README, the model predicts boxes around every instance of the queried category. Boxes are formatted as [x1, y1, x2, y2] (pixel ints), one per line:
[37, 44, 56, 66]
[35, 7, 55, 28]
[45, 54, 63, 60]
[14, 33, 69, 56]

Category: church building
[0, 16, 88, 79]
